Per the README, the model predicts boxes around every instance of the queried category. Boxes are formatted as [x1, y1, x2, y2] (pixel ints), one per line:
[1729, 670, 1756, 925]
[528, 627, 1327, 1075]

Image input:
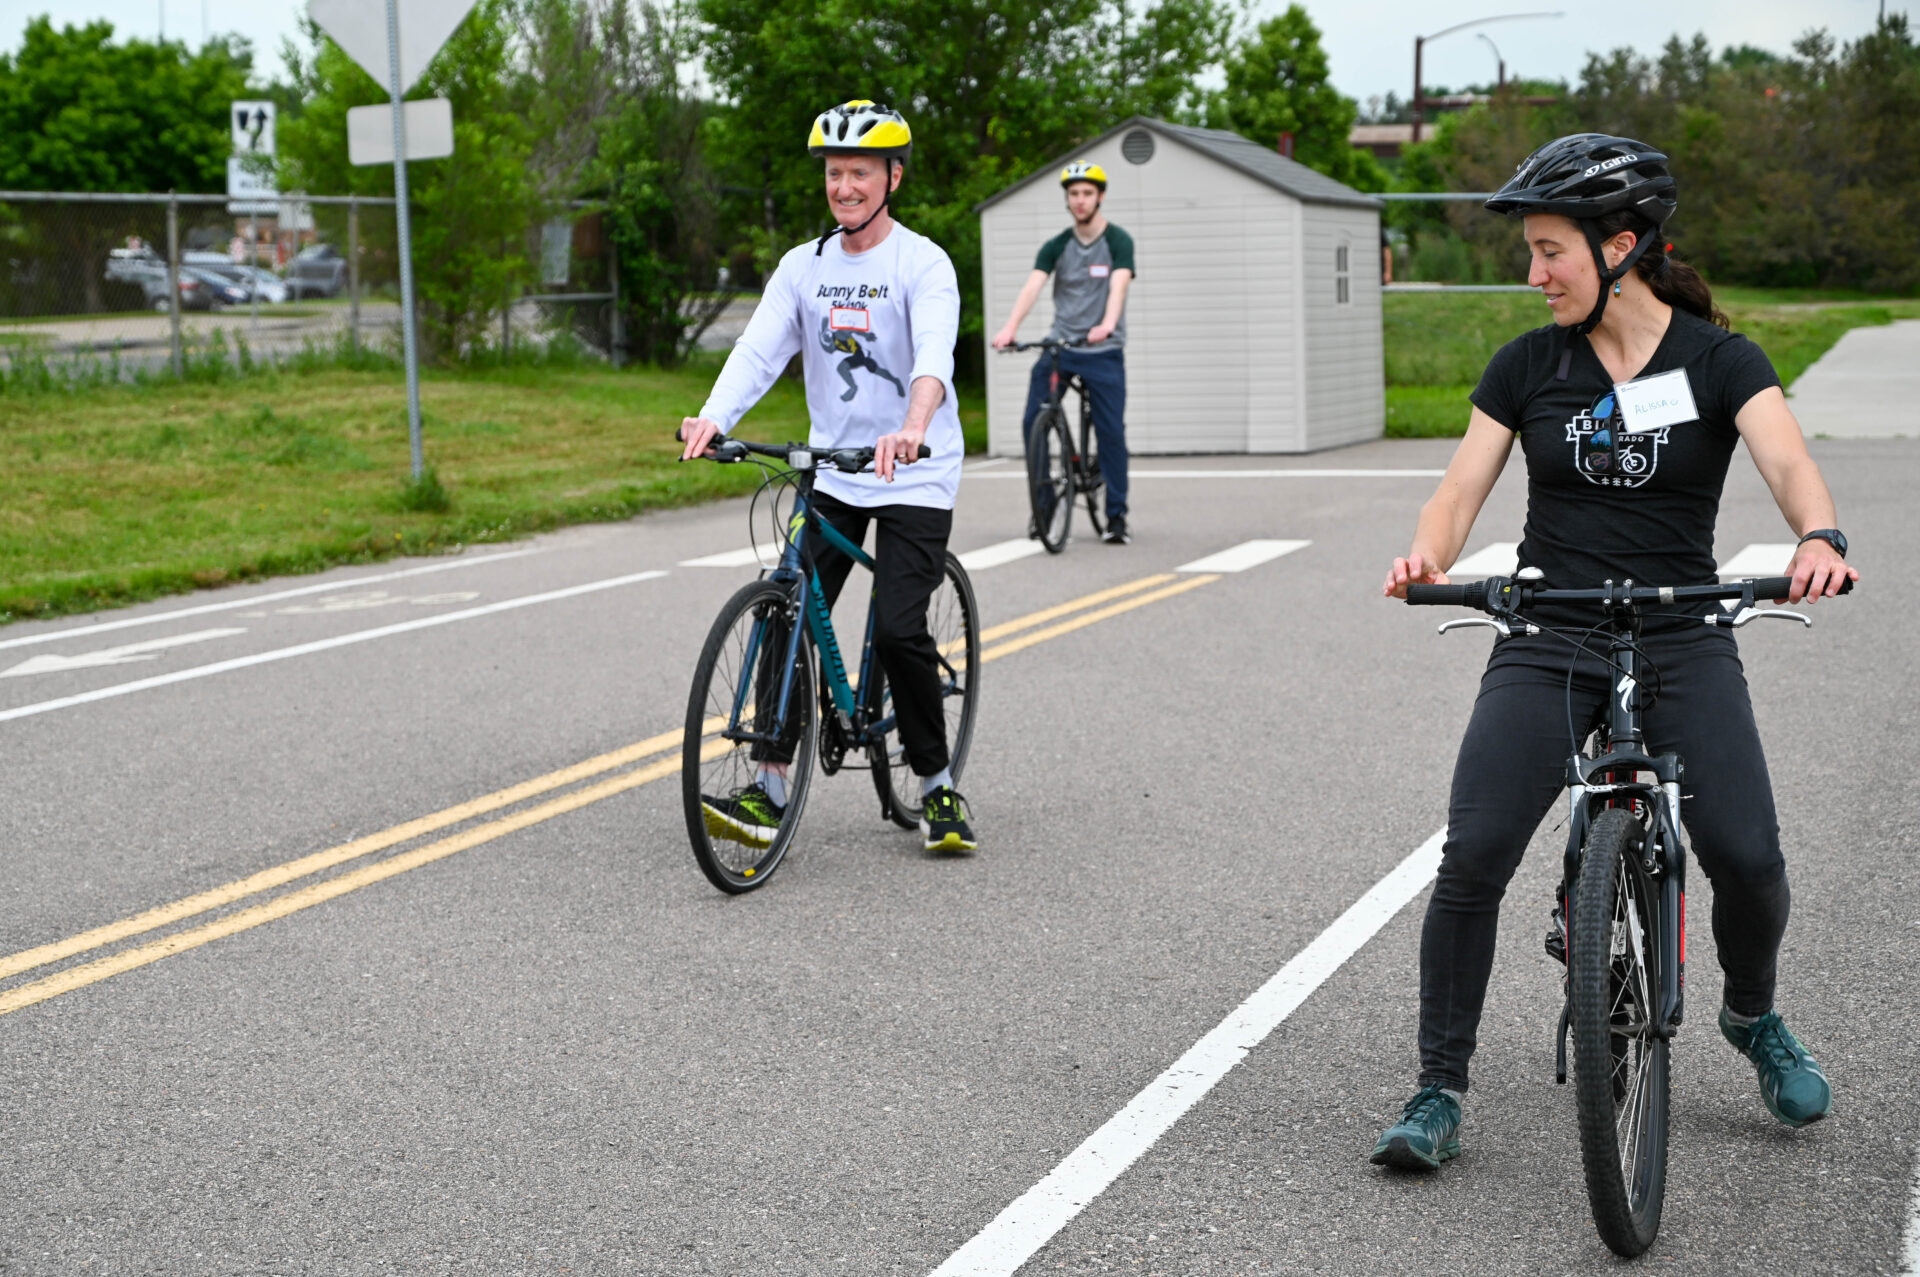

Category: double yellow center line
[0, 569, 1220, 1018]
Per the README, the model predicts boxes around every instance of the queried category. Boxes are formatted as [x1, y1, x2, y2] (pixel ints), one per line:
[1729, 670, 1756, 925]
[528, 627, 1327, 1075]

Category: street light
[1477, 33, 1506, 91]
[1412, 11, 1563, 142]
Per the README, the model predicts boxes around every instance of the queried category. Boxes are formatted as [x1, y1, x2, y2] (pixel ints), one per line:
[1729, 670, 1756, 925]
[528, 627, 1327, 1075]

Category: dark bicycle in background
[1003, 338, 1103, 553]
[1407, 567, 1849, 1256]
[675, 431, 980, 894]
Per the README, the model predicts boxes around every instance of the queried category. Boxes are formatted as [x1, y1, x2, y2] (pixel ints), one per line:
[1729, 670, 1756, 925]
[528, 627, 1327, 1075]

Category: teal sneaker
[1369, 1084, 1462, 1170]
[701, 783, 784, 849]
[1720, 1006, 1833, 1128]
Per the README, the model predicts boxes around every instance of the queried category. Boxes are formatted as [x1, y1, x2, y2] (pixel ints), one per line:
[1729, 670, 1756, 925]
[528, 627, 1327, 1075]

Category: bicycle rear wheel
[1078, 411, 1106, 540]
[1026, 407, 1074, 553]
[1569, 806, 1670, 1256]
[682, 580, 818, 893]
[868, 552, 981, 829]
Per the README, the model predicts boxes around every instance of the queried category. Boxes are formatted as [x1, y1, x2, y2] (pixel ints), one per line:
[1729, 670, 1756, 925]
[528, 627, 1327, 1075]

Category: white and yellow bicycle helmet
[808, 100, 913, 160]
[1059, 161, 1108, 191]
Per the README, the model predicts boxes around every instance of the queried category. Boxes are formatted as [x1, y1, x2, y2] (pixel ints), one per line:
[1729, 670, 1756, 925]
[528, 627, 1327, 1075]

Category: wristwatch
[1797, 528, 1847, 558]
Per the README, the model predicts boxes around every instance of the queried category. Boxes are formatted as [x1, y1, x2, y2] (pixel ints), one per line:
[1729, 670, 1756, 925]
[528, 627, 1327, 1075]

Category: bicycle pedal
[1544, 902, 1567, 965]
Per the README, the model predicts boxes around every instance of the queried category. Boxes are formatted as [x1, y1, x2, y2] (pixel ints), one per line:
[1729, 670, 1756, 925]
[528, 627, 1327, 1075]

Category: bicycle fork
[1552, 632, 1689, 1082]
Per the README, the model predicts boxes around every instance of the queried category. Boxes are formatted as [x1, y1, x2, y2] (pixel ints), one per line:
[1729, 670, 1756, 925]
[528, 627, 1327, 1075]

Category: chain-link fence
[0, 192, 627, 381]
[0, 191, 409, 378]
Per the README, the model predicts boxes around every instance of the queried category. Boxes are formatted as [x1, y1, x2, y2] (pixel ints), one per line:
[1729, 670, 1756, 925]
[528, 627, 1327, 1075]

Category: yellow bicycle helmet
[808, 100, 913, 159]
[1059, 161, 1108, 191]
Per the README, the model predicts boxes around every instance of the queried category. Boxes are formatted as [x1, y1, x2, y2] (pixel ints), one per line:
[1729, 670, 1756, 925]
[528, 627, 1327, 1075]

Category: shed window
[1335, 243, 1351, 305]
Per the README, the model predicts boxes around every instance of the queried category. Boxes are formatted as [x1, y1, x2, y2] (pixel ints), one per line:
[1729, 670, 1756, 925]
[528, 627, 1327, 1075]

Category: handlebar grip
[1405, 581, 1489, 609]
[1746, 575, 1855, 599]
[916, 444, 932, 460]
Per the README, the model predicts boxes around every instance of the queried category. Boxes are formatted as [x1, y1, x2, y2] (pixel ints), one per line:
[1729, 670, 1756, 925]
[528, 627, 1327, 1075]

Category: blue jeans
[1022, 349, 1128, 521]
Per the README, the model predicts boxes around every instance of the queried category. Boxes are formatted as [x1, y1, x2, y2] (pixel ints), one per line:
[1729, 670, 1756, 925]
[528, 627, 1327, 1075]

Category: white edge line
[0, 549, 543, 652]
[964, 470, 1447, 480]
[0, 570, 667, 725]
[1175, 540, 1311, 574]
[1903, 1162, 1920, 1276]
[930, 828, 1447, 1277]
[957, 540, 1048, 572]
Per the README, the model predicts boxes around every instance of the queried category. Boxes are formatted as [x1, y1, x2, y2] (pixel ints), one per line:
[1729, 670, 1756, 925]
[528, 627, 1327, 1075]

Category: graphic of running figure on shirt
[818, 314, 905, 402]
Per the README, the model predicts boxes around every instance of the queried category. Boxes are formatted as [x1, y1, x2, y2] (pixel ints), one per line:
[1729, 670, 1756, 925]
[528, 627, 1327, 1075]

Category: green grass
[0, 354, 986, 624]
[1381, 287, 1920, 437]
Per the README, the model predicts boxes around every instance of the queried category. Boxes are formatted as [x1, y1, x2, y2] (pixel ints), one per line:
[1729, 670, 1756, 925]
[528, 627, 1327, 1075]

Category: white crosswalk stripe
[1175, 540, 1310, 574]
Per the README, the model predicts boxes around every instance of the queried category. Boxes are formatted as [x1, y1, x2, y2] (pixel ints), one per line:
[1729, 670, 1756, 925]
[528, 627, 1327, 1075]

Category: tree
[695, 0, 1232, 374]
[0, 17, 253, 193]
[277, 0, 545, 360]
[0, 17, 255, 310]
[1206, 6, 1385, 191]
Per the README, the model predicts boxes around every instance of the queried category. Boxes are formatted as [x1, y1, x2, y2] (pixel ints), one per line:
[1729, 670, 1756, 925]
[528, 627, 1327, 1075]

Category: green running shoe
[1369, 1084, 1462, 1170]
[1720, 1006, 1833, 1128]
[921, 786, 977, 853]
[702, 783, 784, 850]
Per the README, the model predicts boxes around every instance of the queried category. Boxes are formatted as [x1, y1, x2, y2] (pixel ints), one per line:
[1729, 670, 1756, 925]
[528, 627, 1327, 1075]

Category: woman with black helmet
[1371, 134, 1859, 1171]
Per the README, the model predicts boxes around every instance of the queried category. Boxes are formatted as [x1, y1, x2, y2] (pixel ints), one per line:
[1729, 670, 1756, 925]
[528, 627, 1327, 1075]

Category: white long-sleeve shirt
[698, 223, 964, 510]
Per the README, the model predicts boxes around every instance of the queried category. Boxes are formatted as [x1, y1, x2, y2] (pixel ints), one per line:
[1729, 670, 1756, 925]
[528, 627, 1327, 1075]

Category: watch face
[1805, 529, 1847, 556]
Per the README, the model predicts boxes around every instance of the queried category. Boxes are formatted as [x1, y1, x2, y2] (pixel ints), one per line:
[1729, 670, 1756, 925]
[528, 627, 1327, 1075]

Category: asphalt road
[1, 437, 1914, 1276]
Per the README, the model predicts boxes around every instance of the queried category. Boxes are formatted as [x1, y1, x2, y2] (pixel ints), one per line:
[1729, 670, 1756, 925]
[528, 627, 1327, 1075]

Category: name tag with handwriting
[1613, 368, 1698, 432]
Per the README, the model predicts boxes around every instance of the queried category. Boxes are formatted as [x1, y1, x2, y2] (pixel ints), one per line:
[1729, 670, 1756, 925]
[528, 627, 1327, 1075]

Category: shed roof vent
[1121, 129, 1155, 165]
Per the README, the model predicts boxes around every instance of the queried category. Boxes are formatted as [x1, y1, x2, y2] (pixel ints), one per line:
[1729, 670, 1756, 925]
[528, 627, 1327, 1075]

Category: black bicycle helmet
[1487, 134, 1678, 371]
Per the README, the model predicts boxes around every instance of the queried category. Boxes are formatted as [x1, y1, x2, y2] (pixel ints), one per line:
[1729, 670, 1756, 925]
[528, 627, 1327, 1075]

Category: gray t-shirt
[1035, 224, 1135, 352]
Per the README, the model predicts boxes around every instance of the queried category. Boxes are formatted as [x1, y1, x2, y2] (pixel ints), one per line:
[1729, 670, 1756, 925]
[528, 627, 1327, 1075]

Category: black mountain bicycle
[1004, 338, 1102, 552]
[1407, 568, 1848, 1257]
[677, 433, 980, 894]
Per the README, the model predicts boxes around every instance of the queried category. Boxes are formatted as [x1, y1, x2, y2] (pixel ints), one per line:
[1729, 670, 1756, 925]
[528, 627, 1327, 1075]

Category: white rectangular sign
[1614, 368, 1699, 433]
[346, 97, 455, 165]
[308, 0, 481, 95]
[226, 156, 278, 201]
[232, 100, 276, 156]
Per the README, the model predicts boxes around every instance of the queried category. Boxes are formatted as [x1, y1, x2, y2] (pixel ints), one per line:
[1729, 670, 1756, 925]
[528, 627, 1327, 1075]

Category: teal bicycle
[679, 434, 980, 893]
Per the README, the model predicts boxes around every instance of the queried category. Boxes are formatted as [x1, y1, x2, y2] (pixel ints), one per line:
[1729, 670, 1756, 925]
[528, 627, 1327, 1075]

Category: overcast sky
[2, 0, 1902, 108]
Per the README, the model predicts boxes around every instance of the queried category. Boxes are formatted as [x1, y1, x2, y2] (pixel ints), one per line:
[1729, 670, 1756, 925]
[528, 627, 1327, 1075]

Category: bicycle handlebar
[1406, 574, 1853, 612]
[675, 427, 930, 472]
[1001, 338, 1091, 353]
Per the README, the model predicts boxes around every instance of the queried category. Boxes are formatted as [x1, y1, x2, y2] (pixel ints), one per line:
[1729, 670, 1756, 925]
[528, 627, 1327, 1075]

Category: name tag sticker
[1089, 264, 1111, 278]
[829, 307, 869, 331]
[1614, 368, 1698, 432]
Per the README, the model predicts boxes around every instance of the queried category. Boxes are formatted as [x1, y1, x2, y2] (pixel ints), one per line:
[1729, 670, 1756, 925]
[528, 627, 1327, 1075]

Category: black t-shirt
[1470, 311, 1781, 629]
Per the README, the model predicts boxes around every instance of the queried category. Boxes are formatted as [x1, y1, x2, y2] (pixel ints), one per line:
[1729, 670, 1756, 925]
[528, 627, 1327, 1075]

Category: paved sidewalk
[1786, 317, 1920, 438]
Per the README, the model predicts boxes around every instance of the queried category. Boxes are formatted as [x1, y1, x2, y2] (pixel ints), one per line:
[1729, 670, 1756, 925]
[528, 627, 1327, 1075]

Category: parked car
[236, 265, 291, 304]
[286, 243, 347, 298]
[104, 252, 213, 311]
[182, 266, 250, 310]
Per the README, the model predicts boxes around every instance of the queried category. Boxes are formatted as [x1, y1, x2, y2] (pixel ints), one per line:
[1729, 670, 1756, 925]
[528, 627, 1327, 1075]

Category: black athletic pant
[803, 491, 953, 777]
[1417, 625, 1790, 1093]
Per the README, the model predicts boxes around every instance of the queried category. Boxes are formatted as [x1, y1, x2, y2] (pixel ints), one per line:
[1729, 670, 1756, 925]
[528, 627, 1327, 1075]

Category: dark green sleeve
[1105, 225, 1136, 274]
[1033, 229, 1071, 274]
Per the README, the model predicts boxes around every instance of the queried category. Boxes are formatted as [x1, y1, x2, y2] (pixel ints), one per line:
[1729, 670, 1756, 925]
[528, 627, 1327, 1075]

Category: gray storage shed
[978, 117, 1384, 455]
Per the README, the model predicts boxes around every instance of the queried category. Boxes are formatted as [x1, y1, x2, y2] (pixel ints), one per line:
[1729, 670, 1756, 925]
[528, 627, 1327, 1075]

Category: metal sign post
[310, 0, 474, 484]
[384, 0, 424, 480]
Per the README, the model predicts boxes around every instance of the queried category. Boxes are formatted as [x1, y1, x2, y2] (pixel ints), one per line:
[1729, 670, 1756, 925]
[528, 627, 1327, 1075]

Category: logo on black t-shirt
[1565, 391, 1669, 489]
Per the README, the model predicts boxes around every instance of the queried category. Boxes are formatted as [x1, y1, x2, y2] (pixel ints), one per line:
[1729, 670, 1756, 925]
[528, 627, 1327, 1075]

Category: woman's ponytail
[1638, 250, 1728, 329]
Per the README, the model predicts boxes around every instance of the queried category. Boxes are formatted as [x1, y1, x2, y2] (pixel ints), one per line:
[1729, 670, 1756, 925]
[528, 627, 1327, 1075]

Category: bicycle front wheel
[682, 580, 818, 893]
[1027, 407, 1074, 553]
[1569, 806, 1670, 1256]
[868, 552, 981, 829]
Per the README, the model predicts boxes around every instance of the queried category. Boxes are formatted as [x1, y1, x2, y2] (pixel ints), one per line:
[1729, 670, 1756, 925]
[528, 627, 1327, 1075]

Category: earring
[1612, 281, 1622, 297]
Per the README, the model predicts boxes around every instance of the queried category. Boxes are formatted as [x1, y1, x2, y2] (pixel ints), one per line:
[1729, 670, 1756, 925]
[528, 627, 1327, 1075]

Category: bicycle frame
[718, 469, 892, 753]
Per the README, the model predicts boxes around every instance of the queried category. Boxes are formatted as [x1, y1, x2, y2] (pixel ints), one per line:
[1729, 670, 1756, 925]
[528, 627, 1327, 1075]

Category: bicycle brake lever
[1712, 607, 1813, 629]
[1438, 617, 1539, 638]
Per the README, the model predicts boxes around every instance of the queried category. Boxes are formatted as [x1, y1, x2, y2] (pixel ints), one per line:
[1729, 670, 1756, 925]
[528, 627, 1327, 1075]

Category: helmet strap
[816, 159, 896, 256]
[1557, 221, 1663, 380]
